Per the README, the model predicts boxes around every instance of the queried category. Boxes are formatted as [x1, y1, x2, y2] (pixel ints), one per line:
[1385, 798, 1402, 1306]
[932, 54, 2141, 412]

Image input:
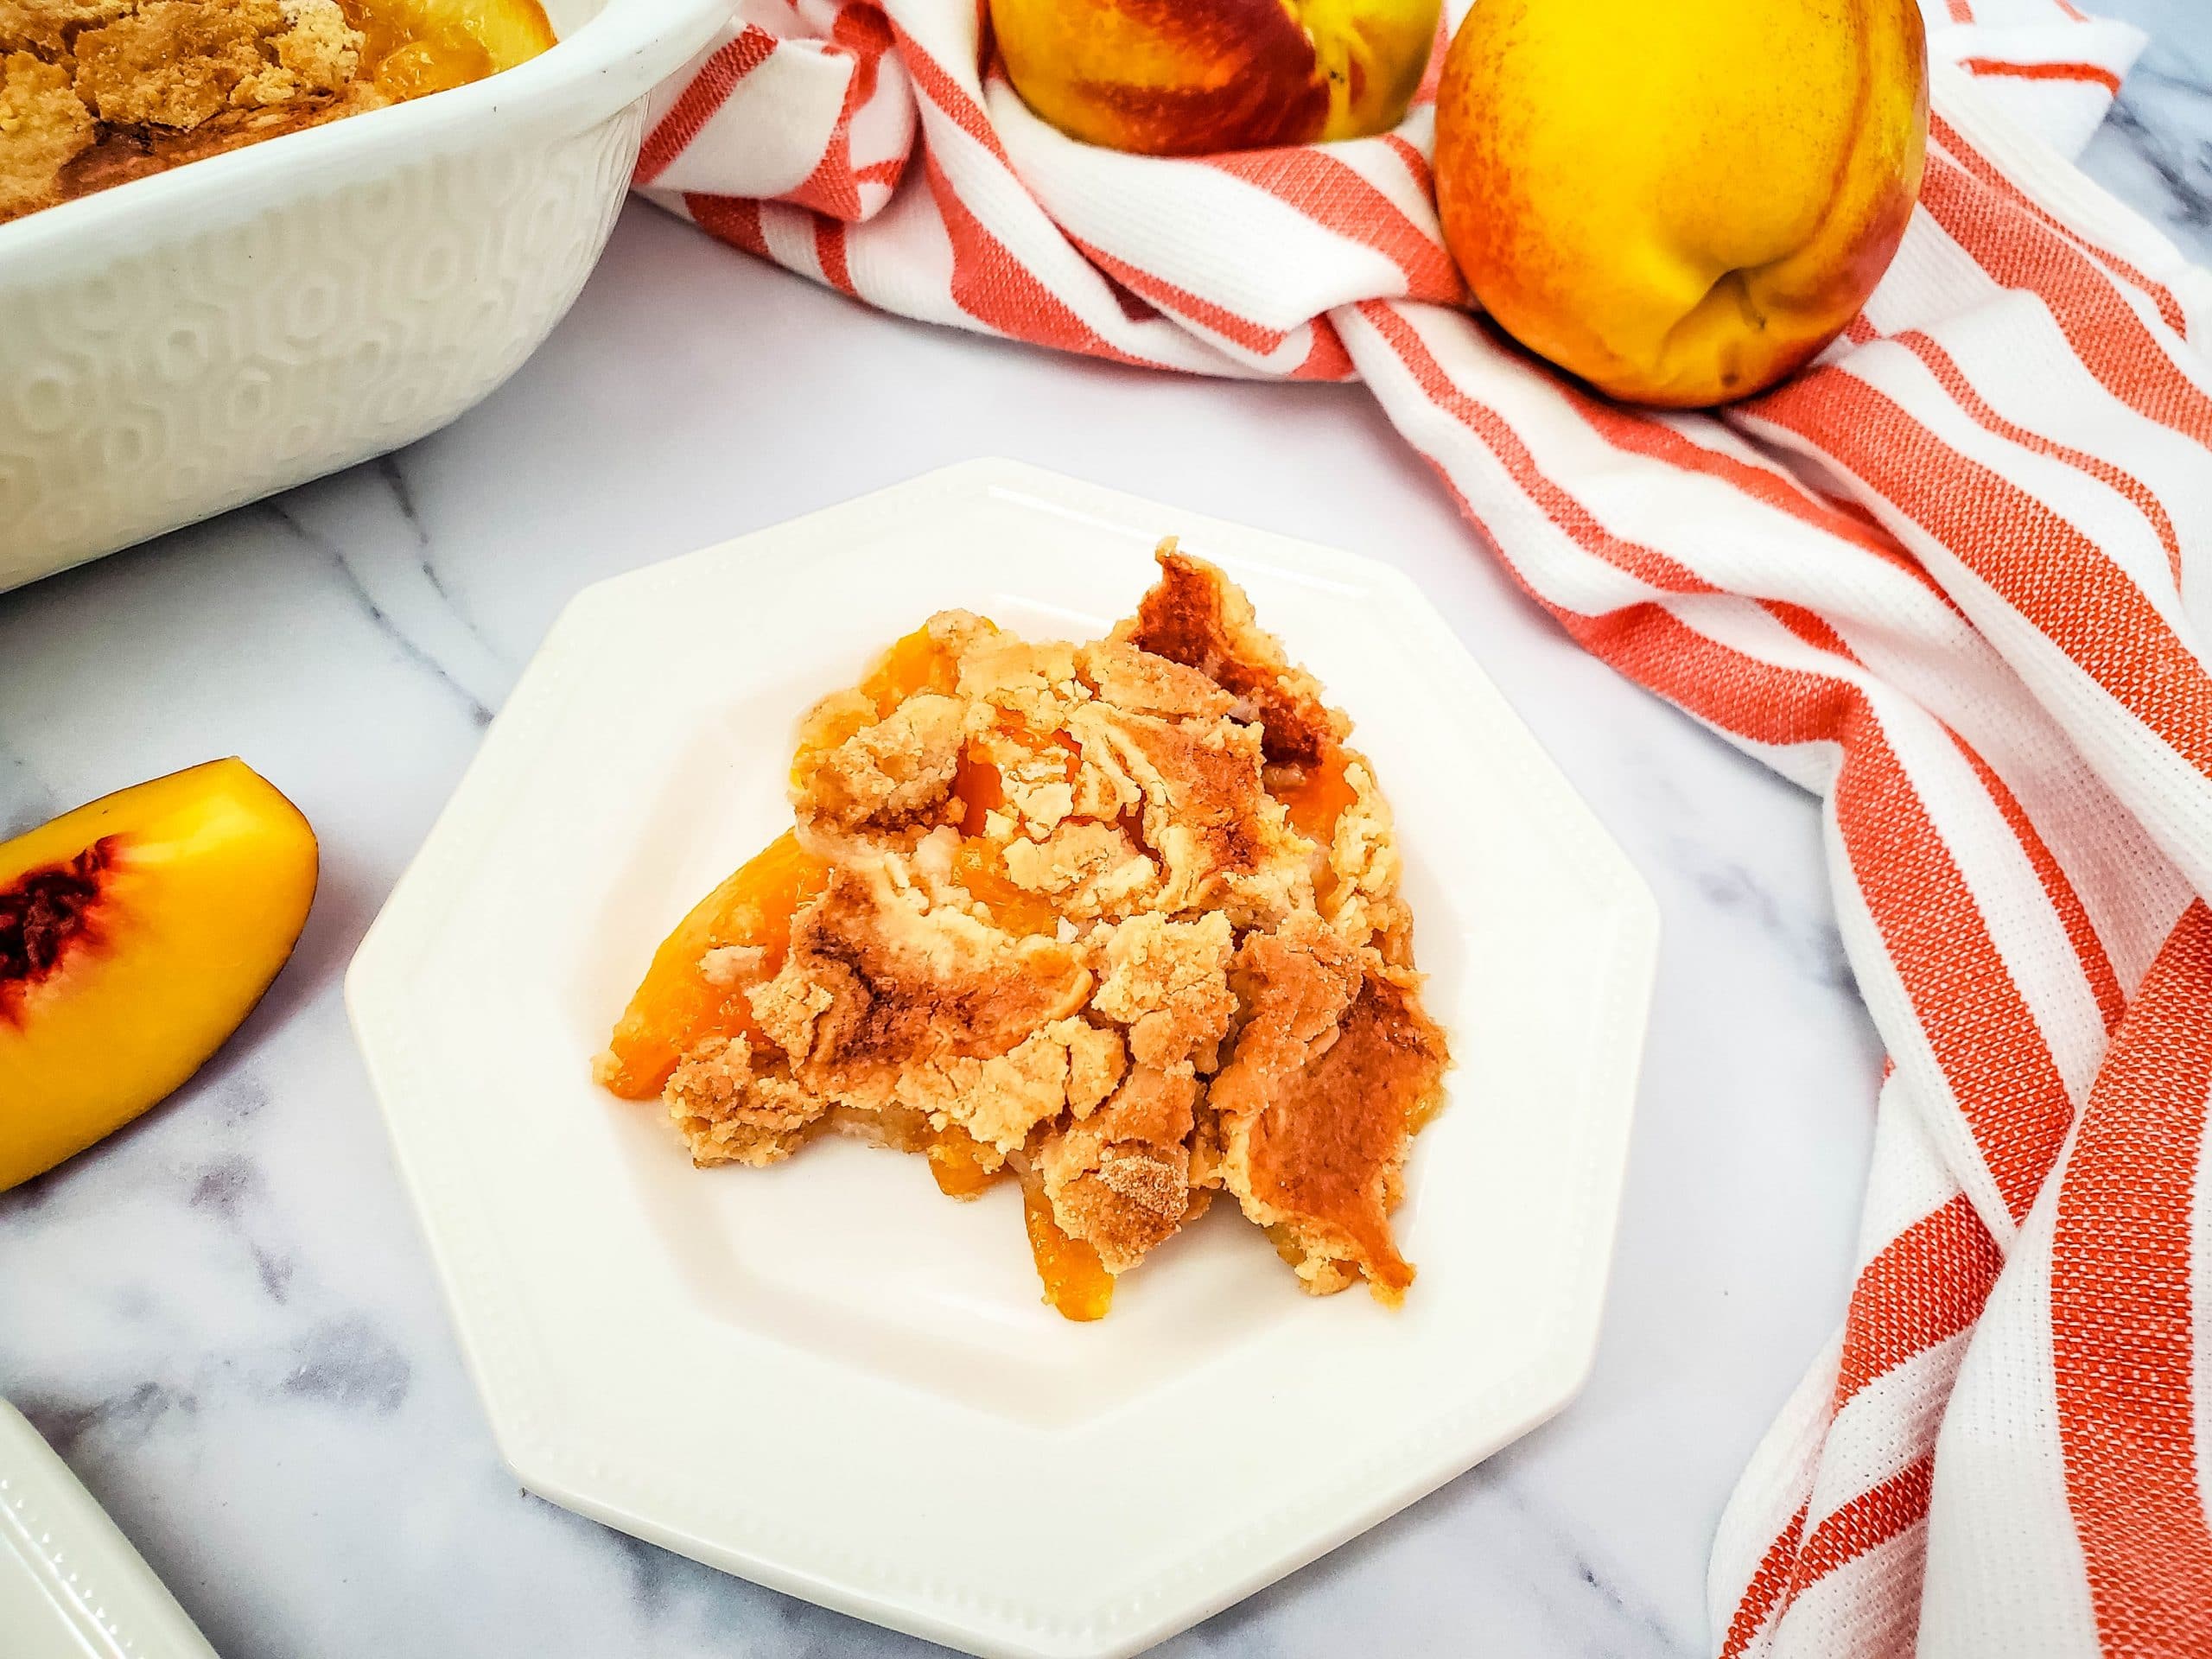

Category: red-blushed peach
[1433, 0, 1927, 407]
[0, 759, 317, 1190]
[990, 0, 1441, 156]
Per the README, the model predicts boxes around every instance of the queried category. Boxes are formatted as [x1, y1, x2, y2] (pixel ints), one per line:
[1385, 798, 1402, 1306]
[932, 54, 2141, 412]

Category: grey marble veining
[2, 13, 2204, 1656]
[2082, 0, 2212, 262]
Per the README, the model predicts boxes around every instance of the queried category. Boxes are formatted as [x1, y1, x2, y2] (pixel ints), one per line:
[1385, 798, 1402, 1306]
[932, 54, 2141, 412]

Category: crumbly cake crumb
[665, 1036, 830, 1168]
[1091, 912, 1236, 1071]
[72, 0, 356, 128]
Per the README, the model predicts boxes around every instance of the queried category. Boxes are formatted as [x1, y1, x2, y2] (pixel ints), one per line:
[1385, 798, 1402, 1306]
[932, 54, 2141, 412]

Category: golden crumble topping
[70, 0, 358, 127]
[0, 51, 94, 217]
[599, 544, 1452, 1319]
[0, 0, 549, 223]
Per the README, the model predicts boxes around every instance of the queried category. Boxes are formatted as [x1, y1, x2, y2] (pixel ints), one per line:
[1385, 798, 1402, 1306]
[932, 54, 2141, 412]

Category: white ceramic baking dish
[0, 0, 724, 593]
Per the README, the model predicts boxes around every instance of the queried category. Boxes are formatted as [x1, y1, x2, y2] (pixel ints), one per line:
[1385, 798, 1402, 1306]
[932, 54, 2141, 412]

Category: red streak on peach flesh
[0, 838, 115, 1026]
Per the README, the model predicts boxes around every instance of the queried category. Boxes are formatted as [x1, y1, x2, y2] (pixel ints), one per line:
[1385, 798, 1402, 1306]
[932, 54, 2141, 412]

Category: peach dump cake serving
[594, 547, 1451, 1321]
[0, 0, 553, 223]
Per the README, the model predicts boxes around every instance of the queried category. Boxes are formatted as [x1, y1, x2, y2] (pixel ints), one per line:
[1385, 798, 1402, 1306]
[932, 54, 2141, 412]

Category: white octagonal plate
[346, 459, 1658, 1658]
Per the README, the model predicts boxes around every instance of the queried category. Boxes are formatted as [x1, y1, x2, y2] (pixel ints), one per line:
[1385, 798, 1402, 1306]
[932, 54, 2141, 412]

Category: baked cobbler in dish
[0, 0, 552, 223]
[595, 545, 1452, 1320]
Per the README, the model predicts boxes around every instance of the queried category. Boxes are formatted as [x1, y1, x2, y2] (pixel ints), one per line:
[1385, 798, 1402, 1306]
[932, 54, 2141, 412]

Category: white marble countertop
[3, 12, 2207, 1655]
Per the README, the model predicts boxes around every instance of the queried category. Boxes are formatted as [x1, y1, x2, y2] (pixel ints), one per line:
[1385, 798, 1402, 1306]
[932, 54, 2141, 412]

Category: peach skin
[0, 759, 317, 1191]
[990, 0, 1441, 156]
[1432, 0, 1928, 407]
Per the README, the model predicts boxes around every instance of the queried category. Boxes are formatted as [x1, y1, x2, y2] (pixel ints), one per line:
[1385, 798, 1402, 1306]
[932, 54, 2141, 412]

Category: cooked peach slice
[1280, 744, 1358, 844]
[925, 1123, 1004, 1199]
[1020, 1173, 1114, 1321]
[949, 839, 1062, 938]
[597, 830, 831, 1100]
[951, 747, 1007, 824]
[858, 622, 966, 713]
[350, 0, 556, 102]
[0, 760, 317, 1192]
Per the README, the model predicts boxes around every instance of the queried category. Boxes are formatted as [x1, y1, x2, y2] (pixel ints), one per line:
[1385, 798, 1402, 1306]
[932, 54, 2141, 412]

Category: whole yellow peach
[991, 0, 1442, 156]
[1433, 0, 1927, 407]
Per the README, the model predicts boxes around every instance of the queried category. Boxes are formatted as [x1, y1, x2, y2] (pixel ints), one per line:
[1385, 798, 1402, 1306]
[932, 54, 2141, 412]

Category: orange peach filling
[951, 747, 1007, 824]
[340, 0, 550, 101]
[371, 32, 491, 99]
[1281, 745, 1357, 843]
[950, 716, 1084, 938]
[949, 839, 1061, 938]
[953, 721, 1077, 822]
[599, 830, 830, 1099]
[926, 1124, 1002, 1198]
[1021, 1177, 1114, 1321]
[861, 622, 969, 713]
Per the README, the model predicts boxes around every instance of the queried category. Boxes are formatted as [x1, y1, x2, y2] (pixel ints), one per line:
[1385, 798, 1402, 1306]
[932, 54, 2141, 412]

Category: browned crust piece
[1209, 914, 1448, 1302]
[792, 691, 966, 836]
[1096, 707, 1310, 926]
[73, 0, 356, 127]
[1115, 543, 1351, 775]
[664, 1035, 834, 1167]
[742, 866, 1120, 1159]
[1034, 1064, 1200, 1274]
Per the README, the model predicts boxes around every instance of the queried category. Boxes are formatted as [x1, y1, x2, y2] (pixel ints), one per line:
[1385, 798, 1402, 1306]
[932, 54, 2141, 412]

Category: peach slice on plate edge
[0, 760, 318, 1191]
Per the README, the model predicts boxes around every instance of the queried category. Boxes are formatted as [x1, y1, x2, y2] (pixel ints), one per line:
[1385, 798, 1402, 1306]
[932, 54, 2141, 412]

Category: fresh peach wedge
[0, 760, 318, 1192]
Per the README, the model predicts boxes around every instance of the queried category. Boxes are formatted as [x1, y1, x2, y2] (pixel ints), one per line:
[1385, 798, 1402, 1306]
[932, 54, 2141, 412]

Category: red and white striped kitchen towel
[633, 0, 2212, 1652]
